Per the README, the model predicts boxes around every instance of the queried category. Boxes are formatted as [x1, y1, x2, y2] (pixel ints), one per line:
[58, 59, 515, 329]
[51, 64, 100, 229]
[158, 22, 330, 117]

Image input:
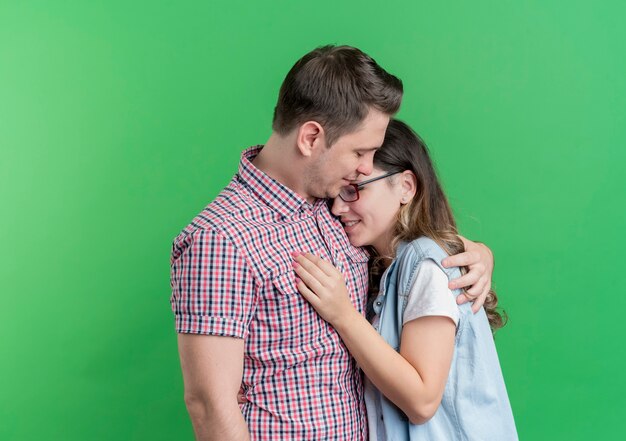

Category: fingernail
[295, 277, 302, 284]
[292, 261, 299, 268]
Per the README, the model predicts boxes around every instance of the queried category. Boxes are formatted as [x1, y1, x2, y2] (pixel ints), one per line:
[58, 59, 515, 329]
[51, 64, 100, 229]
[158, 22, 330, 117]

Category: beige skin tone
[179, 112, 494, 439]
[253, 109, 391, 202]
[293, 169, 457, 423]
[178, 335, 248, 440]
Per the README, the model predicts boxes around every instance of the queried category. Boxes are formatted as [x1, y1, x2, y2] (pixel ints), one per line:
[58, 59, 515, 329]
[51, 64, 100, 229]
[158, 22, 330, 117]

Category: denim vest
[367, 237, 518, 441]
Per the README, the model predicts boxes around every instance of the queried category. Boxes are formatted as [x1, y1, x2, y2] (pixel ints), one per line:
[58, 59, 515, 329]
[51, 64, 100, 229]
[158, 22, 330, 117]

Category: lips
[342, 219, 361, 233]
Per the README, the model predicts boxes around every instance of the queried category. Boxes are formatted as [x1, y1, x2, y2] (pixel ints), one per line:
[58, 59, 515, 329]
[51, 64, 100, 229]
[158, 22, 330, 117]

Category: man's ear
[295, 121, 326, 157]
[400, 170, 418, 204]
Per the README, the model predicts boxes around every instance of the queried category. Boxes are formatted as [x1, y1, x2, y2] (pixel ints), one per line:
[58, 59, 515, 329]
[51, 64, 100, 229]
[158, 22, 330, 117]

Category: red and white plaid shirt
[171, 146, 370, 440]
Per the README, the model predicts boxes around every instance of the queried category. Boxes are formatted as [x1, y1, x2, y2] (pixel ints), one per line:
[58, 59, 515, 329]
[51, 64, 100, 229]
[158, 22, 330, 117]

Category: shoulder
[405, 259, 451, 294]
[394, 237, 449, 271]
[403, 259, 460, 326]
[394, 237, 452, 293]
[201, 178, 256, 230]
[171, 178, 253, 257]
[403, 237, 450, 261]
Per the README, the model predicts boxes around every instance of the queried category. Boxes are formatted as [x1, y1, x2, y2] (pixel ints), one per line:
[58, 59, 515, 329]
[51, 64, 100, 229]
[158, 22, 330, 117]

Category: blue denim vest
[367, 237, 518, 440]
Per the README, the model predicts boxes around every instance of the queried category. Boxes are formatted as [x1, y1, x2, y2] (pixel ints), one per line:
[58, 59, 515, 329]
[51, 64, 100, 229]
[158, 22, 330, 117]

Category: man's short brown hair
[272, 45, 403, 146]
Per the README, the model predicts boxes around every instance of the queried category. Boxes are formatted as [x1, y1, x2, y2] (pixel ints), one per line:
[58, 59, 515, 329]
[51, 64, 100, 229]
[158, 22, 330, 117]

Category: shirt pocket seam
[267, 272, 299, 302]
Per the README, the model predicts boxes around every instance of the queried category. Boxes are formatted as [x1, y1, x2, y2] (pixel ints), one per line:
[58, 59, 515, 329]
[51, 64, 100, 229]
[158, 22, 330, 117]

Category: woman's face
[331, 167, 411, 255]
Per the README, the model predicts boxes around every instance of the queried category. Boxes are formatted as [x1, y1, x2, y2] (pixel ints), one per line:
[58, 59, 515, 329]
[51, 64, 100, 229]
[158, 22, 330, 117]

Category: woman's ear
[295, 121, 326, 157]
[400, 170, 417, 204]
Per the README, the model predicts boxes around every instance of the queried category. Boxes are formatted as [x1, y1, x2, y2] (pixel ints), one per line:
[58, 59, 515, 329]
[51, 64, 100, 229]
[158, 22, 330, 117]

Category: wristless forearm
[187, 400, 250, 441]
[332, 311, 432, 421]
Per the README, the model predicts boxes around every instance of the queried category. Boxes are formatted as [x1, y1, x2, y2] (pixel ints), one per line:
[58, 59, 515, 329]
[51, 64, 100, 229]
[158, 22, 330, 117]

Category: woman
[293, 119, 517, 440]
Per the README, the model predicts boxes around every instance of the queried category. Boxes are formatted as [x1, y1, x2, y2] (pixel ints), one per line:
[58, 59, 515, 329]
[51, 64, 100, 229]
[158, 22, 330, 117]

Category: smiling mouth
[343, 220, 360, 228]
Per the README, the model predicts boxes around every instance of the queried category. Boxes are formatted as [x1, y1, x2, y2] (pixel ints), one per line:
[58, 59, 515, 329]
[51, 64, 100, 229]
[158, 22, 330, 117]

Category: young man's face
[306, 109, 390, 200]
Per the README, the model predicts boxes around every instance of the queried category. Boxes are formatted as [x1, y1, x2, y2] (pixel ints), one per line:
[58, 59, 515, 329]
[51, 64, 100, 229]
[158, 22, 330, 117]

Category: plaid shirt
[170, 146, 370, 440]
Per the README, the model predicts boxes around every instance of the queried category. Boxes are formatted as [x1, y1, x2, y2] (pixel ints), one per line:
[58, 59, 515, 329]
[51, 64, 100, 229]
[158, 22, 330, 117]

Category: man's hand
[441, 236, 494, 313]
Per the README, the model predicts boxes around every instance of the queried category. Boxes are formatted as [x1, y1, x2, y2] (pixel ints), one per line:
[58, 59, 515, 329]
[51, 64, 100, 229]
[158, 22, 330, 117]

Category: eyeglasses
[338, 171, 401, 202]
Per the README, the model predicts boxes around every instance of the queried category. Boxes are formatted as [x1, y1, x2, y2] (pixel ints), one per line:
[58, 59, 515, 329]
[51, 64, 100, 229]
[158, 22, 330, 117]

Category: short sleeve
[403, 259, 460, 326]
[170, 228, 256, 338]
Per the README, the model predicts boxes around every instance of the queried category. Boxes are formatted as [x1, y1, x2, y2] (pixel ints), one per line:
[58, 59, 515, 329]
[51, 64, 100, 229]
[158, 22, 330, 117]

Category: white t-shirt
[365, 259, 459, 441]
[402, 259, 460, 326]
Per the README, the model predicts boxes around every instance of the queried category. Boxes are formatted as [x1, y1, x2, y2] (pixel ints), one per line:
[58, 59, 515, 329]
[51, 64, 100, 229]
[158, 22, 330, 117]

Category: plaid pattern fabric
[170, 146, 370, 440]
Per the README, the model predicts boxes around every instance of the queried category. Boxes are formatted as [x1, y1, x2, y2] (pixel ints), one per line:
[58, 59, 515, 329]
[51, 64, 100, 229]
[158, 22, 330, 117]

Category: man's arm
[178, 333, 249, 441]
[441, 235, 494, 313]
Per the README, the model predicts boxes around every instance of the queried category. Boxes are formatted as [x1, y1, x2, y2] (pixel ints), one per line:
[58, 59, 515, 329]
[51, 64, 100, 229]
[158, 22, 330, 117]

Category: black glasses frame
[338, 171, 401, 202]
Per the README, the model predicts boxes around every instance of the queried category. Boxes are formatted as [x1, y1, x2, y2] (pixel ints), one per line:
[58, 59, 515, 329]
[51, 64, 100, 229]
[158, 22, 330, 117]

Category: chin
[327, 187, 343, 199]
[346, 234, 364, 248]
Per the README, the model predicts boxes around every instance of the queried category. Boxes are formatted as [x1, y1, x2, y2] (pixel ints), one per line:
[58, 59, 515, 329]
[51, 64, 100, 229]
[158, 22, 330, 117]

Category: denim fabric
[365, 237, 518, 440]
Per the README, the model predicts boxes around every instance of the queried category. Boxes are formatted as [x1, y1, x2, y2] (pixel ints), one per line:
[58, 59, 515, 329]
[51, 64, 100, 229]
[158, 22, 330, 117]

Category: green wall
[1, 1, 624, 439]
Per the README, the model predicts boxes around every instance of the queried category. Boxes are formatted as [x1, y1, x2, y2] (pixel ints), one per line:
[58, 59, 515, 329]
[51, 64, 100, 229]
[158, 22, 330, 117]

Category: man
[170, 45, 494, 440]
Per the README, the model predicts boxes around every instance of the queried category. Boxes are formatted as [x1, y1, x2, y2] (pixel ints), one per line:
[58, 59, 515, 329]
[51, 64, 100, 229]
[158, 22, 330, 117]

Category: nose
[331, 197, 350, 217]
[356, 156, 374, 177]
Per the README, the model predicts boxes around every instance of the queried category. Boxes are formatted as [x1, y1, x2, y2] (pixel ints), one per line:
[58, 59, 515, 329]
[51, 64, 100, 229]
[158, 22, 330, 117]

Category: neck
[372, 228, 396, 259]
[252, 133, 316, 203]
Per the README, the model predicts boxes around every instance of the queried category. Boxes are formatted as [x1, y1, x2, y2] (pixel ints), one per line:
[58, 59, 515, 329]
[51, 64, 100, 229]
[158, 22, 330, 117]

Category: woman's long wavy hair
[368, 119, 506, 332]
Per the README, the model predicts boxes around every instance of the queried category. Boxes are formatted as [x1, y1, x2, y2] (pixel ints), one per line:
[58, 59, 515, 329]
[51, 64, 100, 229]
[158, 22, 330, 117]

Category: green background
[1, 1, 624, 439]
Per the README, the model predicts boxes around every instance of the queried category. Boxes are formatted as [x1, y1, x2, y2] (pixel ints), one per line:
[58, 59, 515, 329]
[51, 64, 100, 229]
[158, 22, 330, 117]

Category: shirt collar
[237, 145, 326, 217]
